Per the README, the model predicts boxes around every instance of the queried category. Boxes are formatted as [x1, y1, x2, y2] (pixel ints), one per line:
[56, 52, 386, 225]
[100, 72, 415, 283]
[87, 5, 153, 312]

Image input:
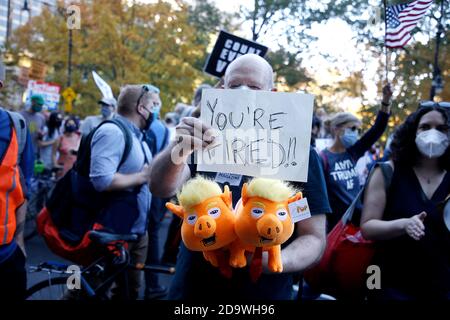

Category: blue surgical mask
[152, 105, 161, 120]
[340, 128, 359, 148]
[101, 105, 113, 119]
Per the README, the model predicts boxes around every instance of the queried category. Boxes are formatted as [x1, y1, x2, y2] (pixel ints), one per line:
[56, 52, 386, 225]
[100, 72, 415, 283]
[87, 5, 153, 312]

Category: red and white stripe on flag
[385, 0, 433, 48]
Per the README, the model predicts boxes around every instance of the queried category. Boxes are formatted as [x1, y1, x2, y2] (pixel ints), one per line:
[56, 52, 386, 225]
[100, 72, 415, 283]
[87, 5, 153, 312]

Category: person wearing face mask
[38, 111, 63, 171]
[52, 116, 81, 178]
[80, 97, 117, 136]
[88, 85, 153, 299]
[361, 106, 450, 300]
[150, 54, 332, 300]
[20, 94, 46, 158]
[319, 84, 393, 231]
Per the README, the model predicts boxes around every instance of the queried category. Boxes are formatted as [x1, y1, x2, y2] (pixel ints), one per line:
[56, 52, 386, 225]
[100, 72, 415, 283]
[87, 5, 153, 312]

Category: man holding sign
[151, 54, 331, 300]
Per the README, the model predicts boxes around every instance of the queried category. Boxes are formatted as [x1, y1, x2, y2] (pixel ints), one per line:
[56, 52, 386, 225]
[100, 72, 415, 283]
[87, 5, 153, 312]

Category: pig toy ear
[166, 203, 185, 219]
[288, 192, 303, 204]
[221, 185, 233, 209]
[241, 183, 249, 207]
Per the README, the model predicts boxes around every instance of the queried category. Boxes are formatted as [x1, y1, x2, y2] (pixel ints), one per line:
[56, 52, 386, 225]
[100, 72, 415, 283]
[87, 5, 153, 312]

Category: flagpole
[384, 0, 389, 83]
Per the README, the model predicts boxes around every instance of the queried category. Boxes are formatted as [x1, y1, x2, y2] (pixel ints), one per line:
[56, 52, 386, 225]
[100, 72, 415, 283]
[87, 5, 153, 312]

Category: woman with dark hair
[52, 115, 81, 178]
[361, 106, 450, 300]
[38, 111, 63, 170]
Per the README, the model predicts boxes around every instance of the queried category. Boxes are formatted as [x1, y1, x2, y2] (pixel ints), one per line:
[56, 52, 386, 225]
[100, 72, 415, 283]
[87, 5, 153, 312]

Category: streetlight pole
[430, 0, 446, 100]
[67, 28, 73, 88]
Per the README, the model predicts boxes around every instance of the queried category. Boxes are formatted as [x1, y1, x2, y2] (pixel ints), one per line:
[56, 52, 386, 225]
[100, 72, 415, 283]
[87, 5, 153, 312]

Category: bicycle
[24, 167, 59, 241]
[25, 230, 176, 300]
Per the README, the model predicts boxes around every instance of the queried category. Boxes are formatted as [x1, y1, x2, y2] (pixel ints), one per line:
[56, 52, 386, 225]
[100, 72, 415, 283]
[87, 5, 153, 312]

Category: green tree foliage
[6, 0, 230, 117]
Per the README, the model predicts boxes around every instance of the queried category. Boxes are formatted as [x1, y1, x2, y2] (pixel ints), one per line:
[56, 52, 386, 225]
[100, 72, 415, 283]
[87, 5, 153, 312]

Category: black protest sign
[203, 31, 269, 78]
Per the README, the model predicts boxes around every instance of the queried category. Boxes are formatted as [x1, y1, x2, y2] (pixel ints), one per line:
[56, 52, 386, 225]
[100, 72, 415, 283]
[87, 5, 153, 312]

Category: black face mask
[65, 125, 77, 133]
[138, 107, 154, 132]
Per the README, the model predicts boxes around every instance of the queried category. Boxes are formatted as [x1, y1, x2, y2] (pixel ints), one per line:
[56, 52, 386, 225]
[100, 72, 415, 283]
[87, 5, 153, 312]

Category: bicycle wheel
[26, 277, 69, 300]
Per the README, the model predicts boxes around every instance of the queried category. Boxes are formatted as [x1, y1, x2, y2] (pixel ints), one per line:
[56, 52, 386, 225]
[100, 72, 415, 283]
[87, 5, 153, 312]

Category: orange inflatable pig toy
[165, 176, 242, 276]
[231, 178, 302, 280]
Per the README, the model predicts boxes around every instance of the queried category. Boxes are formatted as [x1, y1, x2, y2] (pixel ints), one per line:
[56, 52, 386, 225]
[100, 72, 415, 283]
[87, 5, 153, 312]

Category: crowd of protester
[0, 53, 449, 301]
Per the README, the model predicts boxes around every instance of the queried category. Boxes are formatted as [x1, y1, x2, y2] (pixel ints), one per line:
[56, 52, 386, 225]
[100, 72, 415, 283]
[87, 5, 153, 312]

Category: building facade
[0, 0, 57, 46]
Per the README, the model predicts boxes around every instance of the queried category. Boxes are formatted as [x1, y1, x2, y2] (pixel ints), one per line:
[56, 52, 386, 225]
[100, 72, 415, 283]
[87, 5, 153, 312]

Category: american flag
[385, 0, 433, 48]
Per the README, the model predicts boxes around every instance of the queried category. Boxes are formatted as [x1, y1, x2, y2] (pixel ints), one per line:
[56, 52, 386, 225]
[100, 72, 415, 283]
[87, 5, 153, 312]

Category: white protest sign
[315, 138, 333, 152]
[92, 71, 114, 99]
[25, 80, 61, 111]
[198, 89, 314, 182]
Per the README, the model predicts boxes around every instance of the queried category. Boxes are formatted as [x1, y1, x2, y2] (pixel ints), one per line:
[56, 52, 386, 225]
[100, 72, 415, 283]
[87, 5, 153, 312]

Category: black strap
[107, 118, 133, 168]
[75, 118, 133, 176]
[145, 129, 157, 155]
[145, 125, 170, 156]
[342, 161, 393, 225]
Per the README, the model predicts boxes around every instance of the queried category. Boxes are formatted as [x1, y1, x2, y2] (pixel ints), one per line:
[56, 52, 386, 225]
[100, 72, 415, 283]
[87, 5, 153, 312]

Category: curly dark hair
[390, 106, 450, 170]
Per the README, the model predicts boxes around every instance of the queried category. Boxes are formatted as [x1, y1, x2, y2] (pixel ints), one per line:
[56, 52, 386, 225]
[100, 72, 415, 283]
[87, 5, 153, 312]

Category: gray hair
[329, 112, 361, 129]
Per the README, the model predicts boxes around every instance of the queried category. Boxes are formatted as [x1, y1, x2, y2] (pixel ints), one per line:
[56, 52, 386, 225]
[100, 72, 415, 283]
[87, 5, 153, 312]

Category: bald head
[224, 54, 274, 91]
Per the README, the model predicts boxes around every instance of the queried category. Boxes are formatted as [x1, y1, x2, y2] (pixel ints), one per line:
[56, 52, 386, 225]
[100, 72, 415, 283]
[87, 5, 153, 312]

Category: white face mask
[415, 129, 449, 158]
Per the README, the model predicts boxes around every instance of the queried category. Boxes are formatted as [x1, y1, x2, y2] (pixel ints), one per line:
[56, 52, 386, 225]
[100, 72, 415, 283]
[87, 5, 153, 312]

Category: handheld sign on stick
[204, 31, 269, 78]
[92, 71, 114, 99]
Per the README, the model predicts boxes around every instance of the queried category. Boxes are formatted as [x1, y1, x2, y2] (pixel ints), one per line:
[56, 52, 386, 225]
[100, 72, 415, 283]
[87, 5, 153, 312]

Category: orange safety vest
[0, 122, 25, 245]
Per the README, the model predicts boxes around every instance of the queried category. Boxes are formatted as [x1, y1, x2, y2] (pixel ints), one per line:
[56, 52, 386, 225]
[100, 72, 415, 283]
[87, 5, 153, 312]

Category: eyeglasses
[418, 101, 450, 109]
[136, 84, 160, 110]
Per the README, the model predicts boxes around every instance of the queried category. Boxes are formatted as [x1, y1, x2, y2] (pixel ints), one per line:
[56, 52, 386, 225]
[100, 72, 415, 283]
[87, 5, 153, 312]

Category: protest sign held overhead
[92, 71, 114, 99]
[25, 80, 61, 111]
[204, 31, 268, 78]
[198, 89, 314, 182]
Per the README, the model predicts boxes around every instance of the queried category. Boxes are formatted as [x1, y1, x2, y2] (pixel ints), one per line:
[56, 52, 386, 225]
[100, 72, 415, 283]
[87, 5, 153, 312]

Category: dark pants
[161, 214, 182, 265]
[144, 197, 167, 293]
[112, 233, 148, 300]
[0, 246, 27, 300]
[145, 217, 163, 291]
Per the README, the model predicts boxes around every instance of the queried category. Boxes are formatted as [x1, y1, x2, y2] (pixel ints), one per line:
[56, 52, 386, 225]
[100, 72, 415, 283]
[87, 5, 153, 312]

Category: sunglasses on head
[418, 101, 450, 109]
[136, 84, 160, 109]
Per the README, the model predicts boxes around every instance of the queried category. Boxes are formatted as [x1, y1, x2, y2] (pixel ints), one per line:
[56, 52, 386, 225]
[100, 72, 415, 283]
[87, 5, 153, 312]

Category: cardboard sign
[198, 89, 314, 182]
[203, 31, 268, 78]
[25, 80, 61, 111]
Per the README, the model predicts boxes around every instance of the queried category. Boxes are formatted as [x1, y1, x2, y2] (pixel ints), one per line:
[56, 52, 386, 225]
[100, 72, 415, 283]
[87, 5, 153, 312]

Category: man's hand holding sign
[150, 54, 328, 286]
[198, 89, 314, 182]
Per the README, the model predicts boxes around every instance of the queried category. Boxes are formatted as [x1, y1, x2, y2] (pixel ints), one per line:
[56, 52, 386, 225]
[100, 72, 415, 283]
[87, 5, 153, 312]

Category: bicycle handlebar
[135, 264, 176, 274]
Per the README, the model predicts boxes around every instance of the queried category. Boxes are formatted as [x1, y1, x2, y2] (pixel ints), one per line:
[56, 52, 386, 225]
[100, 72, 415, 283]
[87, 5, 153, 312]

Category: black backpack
[45, 118, 133, 244]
